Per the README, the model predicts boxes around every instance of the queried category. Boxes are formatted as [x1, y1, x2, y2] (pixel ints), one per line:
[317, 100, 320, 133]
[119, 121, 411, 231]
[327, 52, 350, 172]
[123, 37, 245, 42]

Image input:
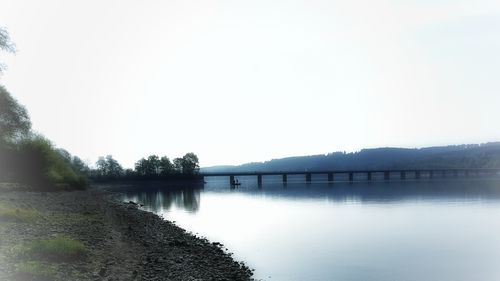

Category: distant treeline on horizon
[202, 143, 500, 173]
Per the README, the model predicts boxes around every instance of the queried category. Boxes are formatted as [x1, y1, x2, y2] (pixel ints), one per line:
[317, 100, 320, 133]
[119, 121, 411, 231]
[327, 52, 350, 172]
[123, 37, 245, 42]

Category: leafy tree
[14, 135, 87, 189]
[56, 148, 72, 163]
[96, 155, 123, 178]
[95, 157, 106, 176]
[147, 155, 161, 175]
[0, 86, 31, 144]
[159, 156, 173, 176]
[71, 156, 90, 176]
[181, 152, 200, 175]
[107, 155, 122, 177]
[135, 155, 160, 177]
[134, 158, 148, 176]
[124, 168, 136, 178]
[133, 155, 177, 178]
[0, 29, 25, 144]
[173, 157, 183, 174]
[0, 27, 15, 53]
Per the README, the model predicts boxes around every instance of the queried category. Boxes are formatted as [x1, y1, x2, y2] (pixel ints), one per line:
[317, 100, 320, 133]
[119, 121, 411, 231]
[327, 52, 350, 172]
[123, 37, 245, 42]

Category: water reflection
[119, 177, 500, 213]
[122, 187, 201, 213]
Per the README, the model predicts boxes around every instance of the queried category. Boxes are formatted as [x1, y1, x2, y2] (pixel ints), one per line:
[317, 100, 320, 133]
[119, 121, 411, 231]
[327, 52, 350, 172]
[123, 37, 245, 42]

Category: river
[120, 176, 500, 281]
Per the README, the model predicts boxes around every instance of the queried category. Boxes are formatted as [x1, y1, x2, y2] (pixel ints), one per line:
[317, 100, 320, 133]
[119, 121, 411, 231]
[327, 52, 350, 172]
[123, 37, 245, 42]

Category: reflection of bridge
[201, 169, 500, 186]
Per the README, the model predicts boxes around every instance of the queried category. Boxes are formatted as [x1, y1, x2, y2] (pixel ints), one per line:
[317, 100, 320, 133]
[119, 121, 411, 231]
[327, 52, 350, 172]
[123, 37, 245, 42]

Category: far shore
[91, 178, 206, 192]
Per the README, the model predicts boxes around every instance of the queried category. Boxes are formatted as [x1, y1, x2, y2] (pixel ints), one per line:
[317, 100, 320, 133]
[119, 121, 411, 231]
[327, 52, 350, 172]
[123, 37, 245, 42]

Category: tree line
[0, 27, 89, 189]
[0, 76, 201, 188]
[0, 85, 89, 189]
[0, 27, 200, 189]
[90, 153, 200, 181]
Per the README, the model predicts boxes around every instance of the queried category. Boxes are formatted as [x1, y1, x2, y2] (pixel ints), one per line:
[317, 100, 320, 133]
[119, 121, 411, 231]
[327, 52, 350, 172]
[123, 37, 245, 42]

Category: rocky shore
[0, 187, 254, 281]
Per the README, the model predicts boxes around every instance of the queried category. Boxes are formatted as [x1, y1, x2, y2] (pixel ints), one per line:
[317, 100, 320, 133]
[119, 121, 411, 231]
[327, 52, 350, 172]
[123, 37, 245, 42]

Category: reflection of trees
[124, 188, 201, 213]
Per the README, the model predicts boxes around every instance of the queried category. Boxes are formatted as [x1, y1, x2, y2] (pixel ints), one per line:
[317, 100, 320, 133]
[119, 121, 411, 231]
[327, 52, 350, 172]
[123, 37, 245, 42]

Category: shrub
[13, 135, 88, 190]
[0, 85, 89, 190]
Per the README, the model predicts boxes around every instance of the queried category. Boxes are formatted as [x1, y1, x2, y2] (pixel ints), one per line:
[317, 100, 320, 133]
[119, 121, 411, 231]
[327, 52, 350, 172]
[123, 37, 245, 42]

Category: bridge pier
[282, 174, 287, 183]
[328, 172, 334, 182]
[305, 173, 312, 182]
[349, 172, 354, 182]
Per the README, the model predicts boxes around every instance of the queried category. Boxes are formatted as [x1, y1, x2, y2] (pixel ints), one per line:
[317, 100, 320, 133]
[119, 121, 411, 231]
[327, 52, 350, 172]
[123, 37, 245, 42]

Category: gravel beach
[0, 187, 254, 281]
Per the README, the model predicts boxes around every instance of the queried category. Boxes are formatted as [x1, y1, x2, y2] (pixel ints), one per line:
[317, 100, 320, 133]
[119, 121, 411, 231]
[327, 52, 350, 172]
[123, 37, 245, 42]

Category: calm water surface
[120, 177, 500, 281]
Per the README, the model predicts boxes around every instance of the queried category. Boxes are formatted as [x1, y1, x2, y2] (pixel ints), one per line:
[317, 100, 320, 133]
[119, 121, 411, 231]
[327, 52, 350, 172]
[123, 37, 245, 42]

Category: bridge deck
[200, 168, 500, 185]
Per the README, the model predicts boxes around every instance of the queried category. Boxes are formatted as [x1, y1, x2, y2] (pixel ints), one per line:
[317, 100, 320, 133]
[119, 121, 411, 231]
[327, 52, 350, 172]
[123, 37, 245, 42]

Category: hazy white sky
[0, 0, 499, 168]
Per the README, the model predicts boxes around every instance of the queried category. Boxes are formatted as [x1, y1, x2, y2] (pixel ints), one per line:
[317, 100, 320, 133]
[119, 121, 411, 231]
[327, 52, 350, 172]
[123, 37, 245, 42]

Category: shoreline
[0, 187, 254, 281]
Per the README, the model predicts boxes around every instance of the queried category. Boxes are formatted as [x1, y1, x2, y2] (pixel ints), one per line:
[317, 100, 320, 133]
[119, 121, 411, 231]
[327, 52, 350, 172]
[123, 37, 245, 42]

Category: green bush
[14, 135, 88, 190]
[1, 86, 89, 190]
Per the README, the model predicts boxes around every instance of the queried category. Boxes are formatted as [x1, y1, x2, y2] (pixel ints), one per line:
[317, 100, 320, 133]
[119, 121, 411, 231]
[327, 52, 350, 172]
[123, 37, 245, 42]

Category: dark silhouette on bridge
[201, 168, 500, 186]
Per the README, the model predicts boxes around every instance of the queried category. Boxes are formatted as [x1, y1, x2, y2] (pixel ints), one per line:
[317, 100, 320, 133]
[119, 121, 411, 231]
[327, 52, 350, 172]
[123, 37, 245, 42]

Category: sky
[0, 0, 499, 168]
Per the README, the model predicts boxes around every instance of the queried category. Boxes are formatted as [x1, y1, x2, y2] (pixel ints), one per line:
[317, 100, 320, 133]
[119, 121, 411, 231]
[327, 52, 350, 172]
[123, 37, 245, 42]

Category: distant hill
[201, 143, 500, 172]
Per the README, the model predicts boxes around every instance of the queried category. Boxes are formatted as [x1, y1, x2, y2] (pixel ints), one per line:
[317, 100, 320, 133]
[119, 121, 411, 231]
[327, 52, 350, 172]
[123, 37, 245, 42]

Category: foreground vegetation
[0, 85, 89, 190]
[1, 28, 88, 191]
[14, 236, 87, 262]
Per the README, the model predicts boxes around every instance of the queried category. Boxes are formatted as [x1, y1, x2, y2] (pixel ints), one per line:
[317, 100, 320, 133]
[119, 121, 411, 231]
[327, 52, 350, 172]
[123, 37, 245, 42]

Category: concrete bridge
[201, 168, 500, 186]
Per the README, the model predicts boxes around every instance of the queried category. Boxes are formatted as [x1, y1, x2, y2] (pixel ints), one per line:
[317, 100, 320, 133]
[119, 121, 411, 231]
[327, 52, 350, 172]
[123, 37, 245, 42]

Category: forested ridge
[202, 143, 500, 173]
